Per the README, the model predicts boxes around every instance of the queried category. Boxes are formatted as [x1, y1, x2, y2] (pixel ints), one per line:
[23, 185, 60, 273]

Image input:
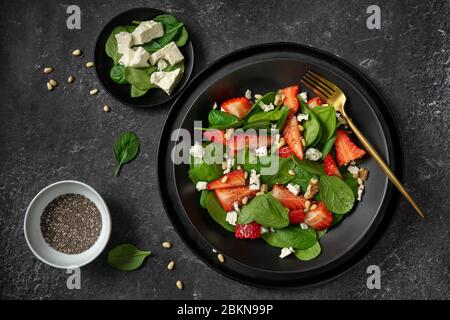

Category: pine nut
[288, 170, 296, 176]
[43, 67, 53, 74]
[72, 49, 82, 56]
[49, 79, 58, 87]
[244, 171, 248, 179]
[167, 261, 175, 270]
[86, 61, 94, 68]
[176, 280, 183, 290]
[103, 105, 110, 112]
[277, 137, 286, 148]
[221, 175, 228, 183]
[260, 184, 268, 193]
[242, 196, 249, 205]
[212, 248, 217, 253]
[256, 191, 264, 196]
[217, 254, 225, 263]
[357, 177, 363, 185]
[311, 178, 318, 184]
[67, 75, 75, 83]
[162, 241, 172, 249]
[222, 162, 227, 170]
[254, 94, 263, 100]
[304, 200, 311, 212]
[89, 88, 98, 96]
[301, 138, 306, 147]
[298, 124, 304, 131]
[46, 82, 53, 91]
[310, 204, 317, 211]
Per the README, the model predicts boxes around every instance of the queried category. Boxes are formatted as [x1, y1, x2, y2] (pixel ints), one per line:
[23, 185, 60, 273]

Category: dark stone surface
[0, 0, 449, 299]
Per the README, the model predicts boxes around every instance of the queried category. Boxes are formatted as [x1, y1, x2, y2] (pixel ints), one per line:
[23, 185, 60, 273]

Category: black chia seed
[40, 193, 102, 254]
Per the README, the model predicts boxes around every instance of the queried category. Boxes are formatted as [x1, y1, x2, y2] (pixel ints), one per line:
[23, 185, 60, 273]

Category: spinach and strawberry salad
[105, 14, 188, 97]
[188, 85, 370, 261]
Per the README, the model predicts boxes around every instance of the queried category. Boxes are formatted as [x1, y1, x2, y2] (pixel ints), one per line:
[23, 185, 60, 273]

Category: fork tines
[301, 71, 336, 100]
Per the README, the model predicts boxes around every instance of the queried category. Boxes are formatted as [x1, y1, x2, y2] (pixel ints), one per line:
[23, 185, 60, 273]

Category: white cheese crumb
[157, 59, 168, 71]
[213, 102, 218, 110]
[249, 169, 261, 190]
[287, 183, 300, 196]
[279, 247, 295, 259]
[189, 142, 204, 159]
[305, 148, 322, 161]
[270, 227, 276, 232]
[195, 181, 208, 191]
[233, 201, 240, 212]
[300, 223, 309, 230]
[299, 92, 307, 102]
[223, 157, 234, 174]
[225, 211, 238, 226]
[245, 89, 252, 99]
[212, 248, 217, 253]
[255, 146, 268, 157]
[271, 123, 278, 132]
[357, 184, 365, 201]
[220, 107, 226, 112]
[260, 101, 275, 112]
[297, 113, 309, 122]
[347, 165, 360, 177]
[260, 226, 269, 234]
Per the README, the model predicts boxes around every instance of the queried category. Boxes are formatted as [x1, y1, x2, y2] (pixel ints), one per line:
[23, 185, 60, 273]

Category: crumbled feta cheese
[271, 123, 278, 132]
[225, 211, 238, 226]
[115, 32, 133, 54]
[336, 112, 341, 118]
[279, 247, 295, 259]
[223, 157, 234, 174]
[300, 223, 309, 230]
[213, 102, 218, 110]
[270, 227, 276, 232]
[297, 113, 309, 122]
[157, 59, 168, 71]
[255, 146, 268, 157]
[305, 148, 323, 161]
[245, 89, 252, 99]
[119, 47, 150, 68]
[195, 181, 208, 191]
[149, 41, 184, 66]
[357, 184, 365, 201]
[131, 20, 164, 45]
[150, 68, 183, 95]
[260, 101, 275, 112]
[273, 133, 281, 147]
[299, 92, 308, 102]
[260, 226, 269, 234]
[347, 165, 360, 177]
[249, 169, 261, 190]
[233, 201, 240, 212]
[189, 142, 204, 158]
[287, 183, 300, 196]
[220, 107, 226, 112]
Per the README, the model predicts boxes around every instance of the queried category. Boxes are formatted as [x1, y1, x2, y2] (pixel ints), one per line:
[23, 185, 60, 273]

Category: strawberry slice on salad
[203, 129, 226, 145]
[281, 85, 299, 115]
[334, 129, 366, 167]
[214, 186, 257, 212]
[207, 170, 246, 190]
[235, 222, 261, 239]
[283, 116, 304, 160]
[323, 154, 342, 178]
[278, 146, 292, 158]
[289, 210, 305, 224]
[271, 185, 306, 210]
[227, 134, 273, 154]
[307, 97, 325, 108]
[221, 97, 252, 120]
[304, 202, 333, 230]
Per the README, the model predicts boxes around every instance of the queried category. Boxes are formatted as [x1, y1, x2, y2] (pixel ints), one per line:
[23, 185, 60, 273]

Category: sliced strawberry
[334, 130, 366, 167]
[278, 146, 292, 158]
[281, 85, 299, 115]
[307, 97, 325, 108]
[283, 116, 304, 160]
[207, 170, 246, 190]
[289, 210, 305, 224]
[227, 134, 273, 153]
[235, 222, 261, 239]
[215, 186, 257, 212]
[271, 185, 306, 210]
[304, 202, 333, 230]
[323, 154, 342, 178]
[203, 129, 226, 145]
[221, 97, 252, 120]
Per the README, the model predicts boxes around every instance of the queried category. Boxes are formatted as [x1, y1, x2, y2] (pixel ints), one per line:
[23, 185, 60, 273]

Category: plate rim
[156, 42, 403, 288]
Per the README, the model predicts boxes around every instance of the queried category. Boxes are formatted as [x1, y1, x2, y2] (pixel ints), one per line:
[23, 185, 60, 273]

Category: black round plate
[94, 8, 194, 108]
[157, 43, 402, 287]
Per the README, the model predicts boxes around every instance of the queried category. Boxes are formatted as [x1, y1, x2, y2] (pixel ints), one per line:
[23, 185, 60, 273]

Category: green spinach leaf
[105, 26, 127, 65]
[342, 173, 359, 197]
[260, 156, 295, 187]
[188, 156, 222, 183]
[208, 110, 243, 129]
[292, 166, 318, 193]
[262, 226, 317, 250]
[242, 120, 272, 130]
[107, 244, 151, 271]
[295, 242, 321, 261]
[200, 190, 211, 209]
[300, 102, 323, 147]
[114, 131, 140, 176]
[110, 65, 127, 84]
[294, 158, 326, 176]
[332, 213, 345, 226]
[247, 106, 289, 123]
[175, 26, 189, 46]
[205, 192, 235, 232]
[131, 86, 148, 98]
[124, 67, 151, 91]
[243, 92, 276, 125]
[238, 193, 289, 228]
[321, 132, 337, 159]
[313, 105, 337, 143]
[142, 15, 184, 53]
[319, 175, 355, 214]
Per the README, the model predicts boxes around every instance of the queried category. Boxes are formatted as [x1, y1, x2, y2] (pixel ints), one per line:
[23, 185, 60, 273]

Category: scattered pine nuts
[67, 75, 75, 83]
[310, 204, 318, 211]
[86, 61, 94, 68]
[46, 82, 53, 91]
[49, 79, 58, 87]
[89, 88, 98, 96]
[242, 196, 249, 205]
[176, 280, 183, 290]
[162, 241, 172, 249]
[72, 49, 82, 56]
[288, 169, 296, 176]
[217, 254, 225, 263]
[103, 105, 110, 112]
[167, 261, 175, 270]
[221, 175, 229, 183]
[43, 67, 53, 74]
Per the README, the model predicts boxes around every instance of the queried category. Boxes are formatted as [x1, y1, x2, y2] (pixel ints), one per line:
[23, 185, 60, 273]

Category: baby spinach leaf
[332, 214, 345, 226]
[208, 110, 243, 129]
[317, 229, 327, 238]
[321, 132, 337, 159]
[114, 131, 140, 176]
[154, 14, 179, 25]
[238, 193, 289, 228]
[319, 175, 355, 214]
[247, 106, 289, 123]
[291, 166, 318, 193]
[105, 26, 127, 65]
[243, 92, 276, 125]
[342, 173, 359, 197]
[239, 149, 272, 173]
[188, 156, 222, 183]
[131, 86, 148, 98]
[107, 244, 151, 271]
[205, 192, 235, 232]
[200, 190, 211, 209]
[293, 158, 326, 176]
[142, 15, 184, 53]
[124, 25, 137, 33]
[260, 156, 295, 187]
[175, 26, 189, 47]
[295, 241, 321, 261]
[242, 120, 272, 130]
[300, 102, 323, 147]
[110, 65, 127, 84]
[313, 105, 337, 143]
[262, 226, 317, 250]
[276, 106, 290, 130]
[124, 67, 151, 91]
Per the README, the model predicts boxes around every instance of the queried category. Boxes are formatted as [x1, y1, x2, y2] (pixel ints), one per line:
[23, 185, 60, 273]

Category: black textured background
[0, 0, 449, 299]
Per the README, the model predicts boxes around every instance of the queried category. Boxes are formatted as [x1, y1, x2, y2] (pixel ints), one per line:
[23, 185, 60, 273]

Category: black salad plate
[94, 8, 194, 108]
[157, 43, 402, 288]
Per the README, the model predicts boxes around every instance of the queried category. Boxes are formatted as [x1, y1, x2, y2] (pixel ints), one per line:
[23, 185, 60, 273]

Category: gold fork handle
[344, 116, 425, 218]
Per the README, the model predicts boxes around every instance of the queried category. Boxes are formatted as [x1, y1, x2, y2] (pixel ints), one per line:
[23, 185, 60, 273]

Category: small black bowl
[94, 8, 194, 108]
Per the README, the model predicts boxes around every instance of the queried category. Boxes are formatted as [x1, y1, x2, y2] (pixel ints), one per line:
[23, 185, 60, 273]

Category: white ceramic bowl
[24, 180, 111, 269]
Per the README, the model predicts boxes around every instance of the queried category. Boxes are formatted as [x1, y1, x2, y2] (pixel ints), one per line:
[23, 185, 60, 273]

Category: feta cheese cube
[347, 165, 360, 177]
[357, 184, 365, 201]
[305, 148, 322, 161]
[260, 101, 275, 112]
[157, 59, 168, 71]
[150, 68, 182, 95]
[260, 226, 269, 234]
[189, 142, 204, 159]
[195, 181, 208, 191]
[245, 89, 252, 99]
[115, 32, 133, 54]
[233, 201, 240, 212]
[149, 41, 184, 66]
[249, 169, 261, 190]
[226, 211, 238, 226]
[287, 183, 300, 196]
[118, 47, 150, 68]
[297, 113, 309, 122]
[131, 20, 164, 45]
[255, 146, 268, 157]
[299, 92, 307, 102]
[300, 223, 309, 230]
[279, 247, 294, 259]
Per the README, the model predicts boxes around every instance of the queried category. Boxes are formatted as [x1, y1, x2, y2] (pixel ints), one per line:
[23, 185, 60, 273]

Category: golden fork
[301, 70, 424, 218]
